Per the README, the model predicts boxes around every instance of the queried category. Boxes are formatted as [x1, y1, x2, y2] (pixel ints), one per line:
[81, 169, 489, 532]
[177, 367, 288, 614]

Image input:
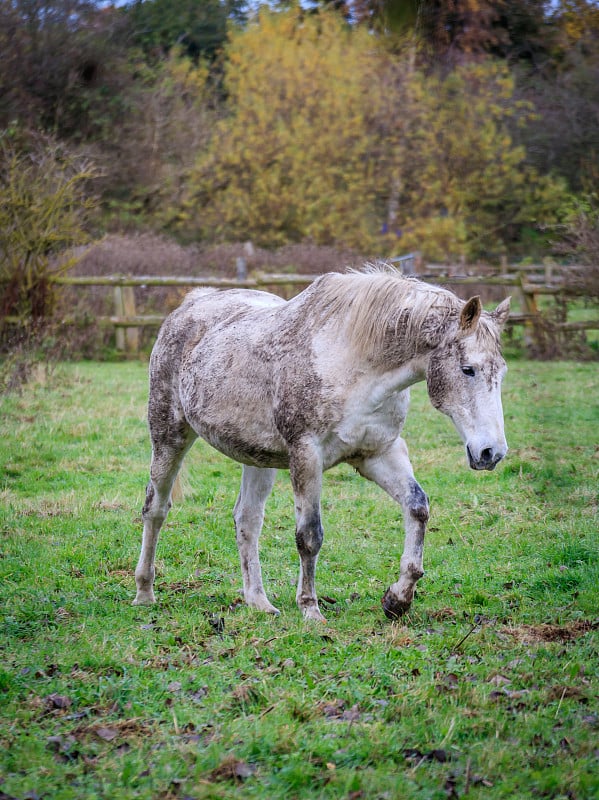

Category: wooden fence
[49, 265, 598, 354]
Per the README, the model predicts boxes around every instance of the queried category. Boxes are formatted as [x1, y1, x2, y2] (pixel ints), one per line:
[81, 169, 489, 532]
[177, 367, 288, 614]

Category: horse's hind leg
[134, 425, 196, 606]
[234, 466, 279, 615]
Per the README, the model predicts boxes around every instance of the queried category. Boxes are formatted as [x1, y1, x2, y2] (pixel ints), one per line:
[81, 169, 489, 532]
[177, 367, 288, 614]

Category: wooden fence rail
[43, 269, 598, 354]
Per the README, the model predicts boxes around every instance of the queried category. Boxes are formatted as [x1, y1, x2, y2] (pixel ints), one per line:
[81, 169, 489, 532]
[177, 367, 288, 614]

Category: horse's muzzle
[467, 444, 506, 471]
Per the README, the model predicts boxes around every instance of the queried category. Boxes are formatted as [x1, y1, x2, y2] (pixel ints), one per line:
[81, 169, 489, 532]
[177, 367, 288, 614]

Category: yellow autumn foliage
[182, 7, 567, 260]
[185, 8, 381, 249]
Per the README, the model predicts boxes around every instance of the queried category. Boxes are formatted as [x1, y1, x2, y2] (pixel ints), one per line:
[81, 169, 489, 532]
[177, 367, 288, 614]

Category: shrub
[0, 132, 97, 325]
[558, 195, 599, 299]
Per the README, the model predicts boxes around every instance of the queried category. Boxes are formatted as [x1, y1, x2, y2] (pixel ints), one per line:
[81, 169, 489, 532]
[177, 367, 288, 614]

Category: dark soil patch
[502, 619, 598, 643]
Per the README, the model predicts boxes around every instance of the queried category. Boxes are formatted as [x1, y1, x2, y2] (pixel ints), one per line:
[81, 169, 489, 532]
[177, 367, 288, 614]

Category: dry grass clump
[70, 233, 204, 277]
[67, 235, 366, 279]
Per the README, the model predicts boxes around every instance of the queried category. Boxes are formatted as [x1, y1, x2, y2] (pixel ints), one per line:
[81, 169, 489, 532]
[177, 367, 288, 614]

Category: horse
[133, 264, 510, 621]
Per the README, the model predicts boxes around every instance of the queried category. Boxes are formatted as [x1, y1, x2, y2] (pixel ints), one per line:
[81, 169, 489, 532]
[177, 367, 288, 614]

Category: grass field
[0, 359, 597, 800]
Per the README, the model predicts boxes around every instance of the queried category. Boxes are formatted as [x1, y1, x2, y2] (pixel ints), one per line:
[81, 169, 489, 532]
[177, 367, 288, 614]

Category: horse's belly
[199, 425, 290, 469]
[183, 388, 290, 468]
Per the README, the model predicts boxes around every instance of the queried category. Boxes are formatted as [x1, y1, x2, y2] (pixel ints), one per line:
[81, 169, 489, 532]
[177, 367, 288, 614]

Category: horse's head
[426, 296, 511, 471]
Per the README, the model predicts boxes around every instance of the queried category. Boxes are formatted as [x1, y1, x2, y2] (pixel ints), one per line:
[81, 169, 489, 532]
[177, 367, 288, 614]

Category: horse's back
[151, 288, 284, 370]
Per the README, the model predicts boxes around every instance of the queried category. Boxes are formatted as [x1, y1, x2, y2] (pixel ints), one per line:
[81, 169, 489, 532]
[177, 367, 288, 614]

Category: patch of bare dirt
[502, 619, 598, 644]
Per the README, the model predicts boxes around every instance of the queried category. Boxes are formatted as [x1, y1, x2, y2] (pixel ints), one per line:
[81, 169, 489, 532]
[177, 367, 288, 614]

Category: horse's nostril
[481, 448, 493, 463]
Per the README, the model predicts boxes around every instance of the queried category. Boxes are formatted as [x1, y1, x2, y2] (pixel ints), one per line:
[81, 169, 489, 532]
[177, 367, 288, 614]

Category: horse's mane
[310, 262, 501, 361]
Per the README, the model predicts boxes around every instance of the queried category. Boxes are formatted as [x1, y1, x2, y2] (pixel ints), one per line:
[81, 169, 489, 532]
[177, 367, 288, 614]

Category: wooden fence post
[114, 286, 125, 352]
[114, 285, 139, 354]
[518, 273, 543, 355]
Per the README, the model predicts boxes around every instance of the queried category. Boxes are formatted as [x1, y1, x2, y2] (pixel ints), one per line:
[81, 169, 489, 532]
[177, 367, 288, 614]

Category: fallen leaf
[429, 608, 457, 621]
[318, 699, 346, 719]
[44, 693, 72, 710]
[208, 756, 255, 783]
[403, 748, 451, 764]
[95, 726, 118, 742]
[488, 674, 511, 687]
[342, 704, 362, 723]
[46, 734, 81, 761]
[471, 775, 494, 788]
[189, 686, 209, 702]
[502, 620, 598, 644]
[231, 683, 258, 704]
[436, 673, 459, 691]
[167, 681, 182, 693]
[208, 615, 225, 634]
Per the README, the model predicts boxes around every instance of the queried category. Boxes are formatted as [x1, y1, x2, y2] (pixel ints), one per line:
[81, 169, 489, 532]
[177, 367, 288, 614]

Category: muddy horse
[134, 265, 510, 621]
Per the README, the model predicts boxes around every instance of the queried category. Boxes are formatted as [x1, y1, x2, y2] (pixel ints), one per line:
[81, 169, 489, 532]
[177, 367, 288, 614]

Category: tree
[124, 0, 247, 61]
[382, 61, 567, 259]
[331, 1, 558, 66]
[183, 7, 382, 248]
[555, 0, 599, 45]
[0, 1, 130, 136]
[99, 49, 214, 226]
[181, 7, 566, 259]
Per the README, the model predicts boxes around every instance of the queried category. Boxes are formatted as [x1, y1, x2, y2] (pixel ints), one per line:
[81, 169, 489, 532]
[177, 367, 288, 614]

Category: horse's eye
[461, 366, 476, 377]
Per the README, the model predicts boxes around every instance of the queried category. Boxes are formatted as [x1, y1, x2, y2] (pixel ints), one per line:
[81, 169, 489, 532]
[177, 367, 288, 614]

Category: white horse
[134, 265, 510, 621]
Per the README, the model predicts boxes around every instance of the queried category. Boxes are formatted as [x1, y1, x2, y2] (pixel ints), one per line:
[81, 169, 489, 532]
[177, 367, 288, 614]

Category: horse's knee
[296, 517, 324, 557]
[409, 482, 429, 523]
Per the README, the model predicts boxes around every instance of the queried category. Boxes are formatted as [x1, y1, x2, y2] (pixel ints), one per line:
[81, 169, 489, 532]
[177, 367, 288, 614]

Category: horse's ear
[491, 296, 511, 329]
[459, 296, 482, 335]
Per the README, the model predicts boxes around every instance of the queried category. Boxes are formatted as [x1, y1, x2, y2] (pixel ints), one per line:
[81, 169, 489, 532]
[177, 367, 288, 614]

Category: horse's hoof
[252, 601, 281, 616]
[381, 588, 411, 620]
[302, 606, 327, 623]
[133, 591, 156, 606]
[245, 592, 280, 615]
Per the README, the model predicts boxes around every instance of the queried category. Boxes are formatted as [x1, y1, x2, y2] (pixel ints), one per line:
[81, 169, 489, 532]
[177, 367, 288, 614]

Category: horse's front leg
[289, 439, 326, 622]
[353, 437, 429, 619]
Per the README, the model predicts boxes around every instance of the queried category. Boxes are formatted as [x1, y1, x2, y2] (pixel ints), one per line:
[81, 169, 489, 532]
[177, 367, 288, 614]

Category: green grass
[0, 360, 597, 800]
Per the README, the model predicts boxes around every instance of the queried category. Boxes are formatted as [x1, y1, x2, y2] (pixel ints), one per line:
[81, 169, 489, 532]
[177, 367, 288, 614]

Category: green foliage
[98, 49, 214, 228]
[0, 1, 131, 137]
[0, 134, 97, 322]
[0, 359, 597, 798]
[124, 0, 247, 61]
